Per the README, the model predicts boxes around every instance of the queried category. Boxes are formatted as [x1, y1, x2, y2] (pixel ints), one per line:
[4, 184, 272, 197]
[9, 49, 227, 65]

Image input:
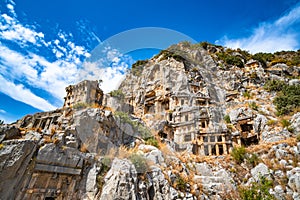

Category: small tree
[0, 120, 4, 125]
[224, 115, 231, 123]
[231, 146, 246, 164]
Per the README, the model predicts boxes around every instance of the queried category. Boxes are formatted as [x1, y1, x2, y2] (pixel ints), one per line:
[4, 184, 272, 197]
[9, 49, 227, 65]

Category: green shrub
[132, 60, 148, 68]
[250, 72, 258, 79]
[274, 84, 300, 115]
[247, 153, 260, 167]
[297, 134, 300, 142]
[216, 52, 244, 68]
[252, 52, 274, 68]
[0, 143, 4, 150]
[231, 146, 246, 164]
[101, 156, 112, 170]
[264, 80, 300, 115]
[145, 137, 159, 148]
[97, 157, 112, 191]
[243, 90, 252, 99]
[249, 102, 259, 111]
[199, 41, 210, 50]
[266, 120, 277, 126]
[109, 89, 125, 99]
[154, 50, 185, 63]
[239, 176, 274, 200]
[73, 102, 89, 109]
[114, 111, 152, 140]
[224, 115, 231, 123]
[175, 176, 187, 192]
[264, 80, 285, 92]
[180, 41, 191, 47]
[129, 153, 148, 173]
[287, 126, 295, 133]
[280, 119, 290, 128]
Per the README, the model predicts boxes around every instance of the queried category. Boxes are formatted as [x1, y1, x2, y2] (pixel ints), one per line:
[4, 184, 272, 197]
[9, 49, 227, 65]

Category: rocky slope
[0, 42, 300, 199]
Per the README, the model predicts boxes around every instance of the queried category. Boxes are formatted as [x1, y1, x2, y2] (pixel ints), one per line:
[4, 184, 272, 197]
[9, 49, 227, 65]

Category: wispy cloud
[0, 0, 93, 110]
[80, 46, 134, 93]
[0, 0, 133, 112]
[0, 14, 45, 46]
[217, 3, 300, 53]
[0, 109, 6, 114]
[0, 75, 56, 111]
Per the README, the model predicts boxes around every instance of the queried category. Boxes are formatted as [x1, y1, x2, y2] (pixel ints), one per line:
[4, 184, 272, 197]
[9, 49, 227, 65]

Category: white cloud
[0, 0, 90, 110]
[0, 0, 133, 114]
[81, 60, 128, 94]
[217, 3, 300, 53]
[0, 14, 45, 45]
[0, 109, 6, 114]
[0, 75, 56, 111]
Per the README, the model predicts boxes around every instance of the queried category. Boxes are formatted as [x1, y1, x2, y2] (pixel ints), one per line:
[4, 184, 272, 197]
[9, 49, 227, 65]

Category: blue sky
[0, 0, 300, 123]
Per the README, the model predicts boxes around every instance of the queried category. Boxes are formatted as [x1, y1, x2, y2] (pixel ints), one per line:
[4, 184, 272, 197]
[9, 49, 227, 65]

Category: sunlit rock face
[1, 42, 300, 199]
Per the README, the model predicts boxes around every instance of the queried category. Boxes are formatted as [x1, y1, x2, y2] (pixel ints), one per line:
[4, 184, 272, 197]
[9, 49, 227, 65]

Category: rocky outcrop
[0, 107, 148, 199]
[291, 112, 300, 133]
[100, 158, 138, 200]
[0, 42, 300, 199]
[0, 140, 37, 200]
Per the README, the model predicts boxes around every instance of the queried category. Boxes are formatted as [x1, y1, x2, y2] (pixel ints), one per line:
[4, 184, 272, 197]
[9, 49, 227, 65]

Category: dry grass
[117, 145, 137, 159]
[158, 141, 175, 157]
[53, 137, 60, 144]
[80, 143, 89, 153]
[247, 138, 297, 154]
[43, 135, 52, 144]
[50, 128, 56, 136]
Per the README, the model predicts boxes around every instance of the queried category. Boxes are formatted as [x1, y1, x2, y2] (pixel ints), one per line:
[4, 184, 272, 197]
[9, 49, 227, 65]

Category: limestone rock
[254, 114, 267, 133]
[138, 144, 165, 166]
[251, 163, 270, 181]
[100, 158, 138, 200]
[0, 140, 37, 200]
[288, 167, 300, 193]
[270, 185, 285, 200]
[36, 143, 83, 169]
[73, 108, 135, 154]
[24, 131, 42, 141]
[291, 112, 300, 133]
[0, 125, 20, 140]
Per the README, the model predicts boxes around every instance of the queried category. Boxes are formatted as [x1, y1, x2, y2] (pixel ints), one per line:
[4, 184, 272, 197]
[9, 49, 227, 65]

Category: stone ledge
[34, 163, 82, 175]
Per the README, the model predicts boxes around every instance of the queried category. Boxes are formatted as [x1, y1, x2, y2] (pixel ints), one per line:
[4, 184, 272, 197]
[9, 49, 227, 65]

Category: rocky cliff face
[0, 42, 300, 199]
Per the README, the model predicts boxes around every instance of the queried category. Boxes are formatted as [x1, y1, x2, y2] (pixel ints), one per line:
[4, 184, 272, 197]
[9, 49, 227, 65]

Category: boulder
[254, 114, 267, 133]
[291, 112, 300, 133]
[138, 145, 165, 166]
[0, 140, 37, 200]
[289, 79, 300, 86]
[100, 158, 138, 200]
[24, 131, 41, 141]
[36, 143, 83, 169]
[288, 167, 300, 193]
[270, 185, 285, 200]
[251, 163, 270, 181]
[0, 125, 20, 140]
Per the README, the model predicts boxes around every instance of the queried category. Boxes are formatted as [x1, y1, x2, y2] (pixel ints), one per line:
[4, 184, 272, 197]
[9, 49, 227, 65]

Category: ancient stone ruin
[63, 80, 103, 108]
[119, 44, 265, 156]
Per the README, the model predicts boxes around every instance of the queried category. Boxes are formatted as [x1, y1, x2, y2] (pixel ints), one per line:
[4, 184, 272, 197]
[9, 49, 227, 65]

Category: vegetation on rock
[231, 146, 247, 164]
[129, 153, 148, 173]
[114, 111, 152, 140]
[224, 115, 231, 123]
[109, 89, 125, 99]
[73, 102, 89, 109]
[239, 176, 274, 200]
[265, 80, 300, 115]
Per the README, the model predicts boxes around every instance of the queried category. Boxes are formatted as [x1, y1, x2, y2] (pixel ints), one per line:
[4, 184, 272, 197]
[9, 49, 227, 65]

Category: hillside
[0, 42, 300, 200]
